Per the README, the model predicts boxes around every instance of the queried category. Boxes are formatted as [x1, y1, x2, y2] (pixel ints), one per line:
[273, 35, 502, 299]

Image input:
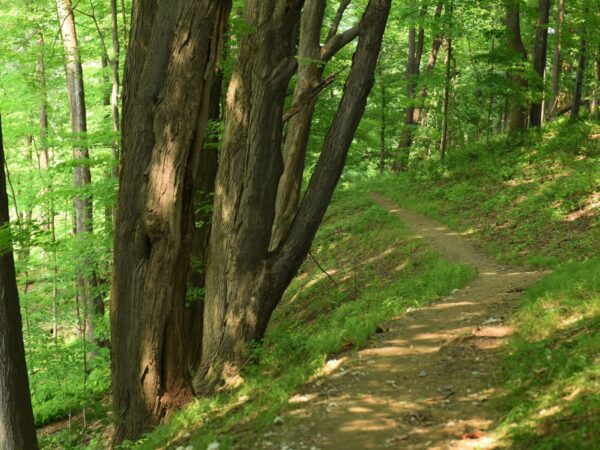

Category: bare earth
[252, 193, 545, 450]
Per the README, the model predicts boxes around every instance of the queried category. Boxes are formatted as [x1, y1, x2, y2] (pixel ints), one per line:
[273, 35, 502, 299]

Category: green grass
[366, 118, 599, 268]
[494, 257, 600, 449]
[108, 187, 474, 450]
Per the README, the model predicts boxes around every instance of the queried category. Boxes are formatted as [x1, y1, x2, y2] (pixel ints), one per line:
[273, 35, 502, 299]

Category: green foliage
[495, 258, 600, 449]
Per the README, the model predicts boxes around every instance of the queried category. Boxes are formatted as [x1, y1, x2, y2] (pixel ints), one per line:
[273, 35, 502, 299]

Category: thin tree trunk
[549, 0, 565, 117]
[530, 0, 551, 127]
[110, 1, 230, 444]
[109, 0, 120, 182]
[378, 61, 386, 173]
[505, 0, 528, 135]
[197, 0, 391, 393]
[572, 27, 587, 120]
[593, 53, 600, 118]
[0, 114, 40, 450]
[56, 0, 104, 348]
[395, 2, 442, 170]
[271, 0, 359, 250]
[441, 36, 452, 160]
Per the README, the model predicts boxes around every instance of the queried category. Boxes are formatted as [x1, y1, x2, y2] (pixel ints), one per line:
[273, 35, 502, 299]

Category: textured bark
[56, 0, 104, 347]
[185, 7, 231, 373]
[271, 0, 359, 250]
[110, 0, 230, 444]
[0, 114, 40, 450]
[505, 0, 528, 135]
[549, 0, 564, 117]
[530, 0, 551, 127]
[197, 0, 390, 393]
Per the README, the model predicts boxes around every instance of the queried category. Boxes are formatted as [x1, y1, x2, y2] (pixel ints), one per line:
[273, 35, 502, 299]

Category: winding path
[255, 194, 544, 450]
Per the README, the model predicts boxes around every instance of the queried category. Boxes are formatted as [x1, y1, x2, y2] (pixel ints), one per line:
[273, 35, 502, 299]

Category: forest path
[255, 193, 545, 450]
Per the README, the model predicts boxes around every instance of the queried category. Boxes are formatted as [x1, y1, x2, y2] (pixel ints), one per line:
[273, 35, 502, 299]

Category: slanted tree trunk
[0, 114, 40, 450]
[530, 0, 551, 127]
[271, 0, 359, 250]
[197, 0, 391, 393]
[505, 0, 528, 135]
[110, 0, 231, 444]
[56, 0, 104, 350]
[549, 0, 565, 117]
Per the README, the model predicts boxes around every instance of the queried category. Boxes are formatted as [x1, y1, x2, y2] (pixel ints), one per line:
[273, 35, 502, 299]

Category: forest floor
[252, 193, 544, 450]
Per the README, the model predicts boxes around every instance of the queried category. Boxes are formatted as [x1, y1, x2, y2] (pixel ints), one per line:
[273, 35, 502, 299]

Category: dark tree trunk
[0, 114, 40, 450]
[572, 28, 587, 120]
[184, 10, 230, 373]
[530, 0, 551, 127]
[549, 0, 565, 117]
[56, 0, 104, 348]
[197, 0, 391, 393]
[441, 35, 452, 160]
[110, 0, 231, 444]
[505, 0, 528, 135]
[271, 0, 359, 250]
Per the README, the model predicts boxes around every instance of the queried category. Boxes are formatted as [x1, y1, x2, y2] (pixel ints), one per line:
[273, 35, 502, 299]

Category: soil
[250, 193, 545, 450]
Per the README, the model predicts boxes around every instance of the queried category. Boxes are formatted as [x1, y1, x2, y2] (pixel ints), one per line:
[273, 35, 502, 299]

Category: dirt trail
[254, 193, 544, 450]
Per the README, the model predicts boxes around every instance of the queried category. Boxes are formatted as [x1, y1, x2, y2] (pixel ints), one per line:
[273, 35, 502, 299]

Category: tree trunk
[185, 11, 230, 373]
[0, 114, 40, 450]
[441, 36, 452, 160]
[412, 2, 444, 124]
[549, 0, 565, 117]
[530, 0, 551, 127]
[378, 60, 387, 172]
[505, 0, 528, 135]
[197, 0, 391, 393]
[593, 52, 600, 118]
[110, 0, 230, 444]
[56, 0, 104, 348]
[109, 0, 121, 223]
[572, 29, 587, 120]
[271, 0, 359, 250]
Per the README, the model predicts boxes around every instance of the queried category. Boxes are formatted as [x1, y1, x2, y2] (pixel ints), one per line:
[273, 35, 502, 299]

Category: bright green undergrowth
[367, 118, 599, 268]
[494, 257, 600, 449]
[109, 188, 474, 450]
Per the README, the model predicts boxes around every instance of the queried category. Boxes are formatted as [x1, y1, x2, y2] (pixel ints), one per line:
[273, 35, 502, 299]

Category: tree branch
[321, 23, 360, 61]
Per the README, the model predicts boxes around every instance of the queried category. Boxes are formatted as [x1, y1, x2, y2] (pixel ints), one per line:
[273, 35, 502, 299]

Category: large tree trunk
[56, 0, 104, 349]
[110, 0, 230, 444]
[549, 0, 565, 117]
[530, 0, 551, 127]
[271, 0, 359, 250]
[505, 0, 528, 135]
[184, 10, 230, 373]
[0, 114, 40, 450]
[197, 0, 391, 393]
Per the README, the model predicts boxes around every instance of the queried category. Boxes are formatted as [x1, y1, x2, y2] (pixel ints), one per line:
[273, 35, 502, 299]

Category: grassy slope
[367, 118, 600, 448]
[118, 188, 474, 450]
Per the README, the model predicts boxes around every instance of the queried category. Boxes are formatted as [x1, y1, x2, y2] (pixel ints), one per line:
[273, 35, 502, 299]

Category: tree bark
[592, 52, 600, 118]
[271, 0, 359, 250]
[56, 0, 104, 348]
[505, 0, 528, 135]
[549, 0, 565, 117]
[530, 0, 551, 127]
[185, 12, 230, 374]
[197, 0, 390, 393]
[110, 0, 230, 444]
[0, 114, 40, 450]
